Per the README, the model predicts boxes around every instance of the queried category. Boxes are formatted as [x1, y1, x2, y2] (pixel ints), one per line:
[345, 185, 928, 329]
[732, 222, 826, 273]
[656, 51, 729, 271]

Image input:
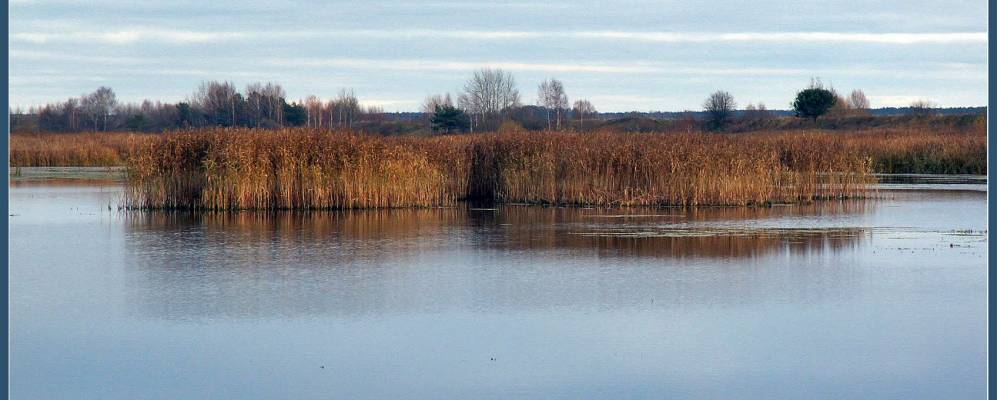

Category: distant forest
[8, 70, 987, 135]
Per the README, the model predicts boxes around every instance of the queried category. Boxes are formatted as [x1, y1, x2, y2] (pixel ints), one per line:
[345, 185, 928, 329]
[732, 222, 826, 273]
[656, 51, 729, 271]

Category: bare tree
[81, 86, 116, 131]
[304, 95, 323, 128]
[63, 97, 80, 131]
[245, 82, 286, 127]
[909, 99, 937, 116]
[743, 102, 773, 123]
[421, 93, 454, 115]
[847, 89, 870, 111]
[332, 89, 360, 129]
[261, 82, 286, 127]
[194, 81, 239, 127]
[572, 99, 596, 130]
[361, 105, 385, 123]
[703, 90, 736, 131]
[245, 82, 264, 127]
[827, 87, 853, 117]
[458, 68, 520, 132]
[537, 78, 568, 130]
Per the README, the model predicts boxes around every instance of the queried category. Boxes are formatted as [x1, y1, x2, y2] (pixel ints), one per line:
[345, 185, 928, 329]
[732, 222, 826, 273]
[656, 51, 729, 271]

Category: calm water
[10, 182, 987, 399]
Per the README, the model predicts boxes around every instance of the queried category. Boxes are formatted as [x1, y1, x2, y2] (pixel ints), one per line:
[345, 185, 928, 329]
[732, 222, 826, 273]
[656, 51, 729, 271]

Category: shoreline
[9, 166, 128, 183]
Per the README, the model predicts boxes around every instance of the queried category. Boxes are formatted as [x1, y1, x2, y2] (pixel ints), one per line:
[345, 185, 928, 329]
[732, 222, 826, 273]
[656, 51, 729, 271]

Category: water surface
[9, 181, 987, 399]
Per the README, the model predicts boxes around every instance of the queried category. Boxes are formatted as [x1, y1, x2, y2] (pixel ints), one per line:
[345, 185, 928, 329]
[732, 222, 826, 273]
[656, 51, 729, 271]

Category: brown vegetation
[12, 118, 983, 210]
[10, 132, 151, 167]
[124, 128, 881, 210]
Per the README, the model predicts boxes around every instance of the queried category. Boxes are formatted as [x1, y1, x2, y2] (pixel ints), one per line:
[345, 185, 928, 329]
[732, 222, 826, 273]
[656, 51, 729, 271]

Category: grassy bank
[125, 128, 878, 209]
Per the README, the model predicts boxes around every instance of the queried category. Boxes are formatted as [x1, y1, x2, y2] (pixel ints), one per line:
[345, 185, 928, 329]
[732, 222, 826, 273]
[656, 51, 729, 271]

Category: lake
[9, 178, 987, 399]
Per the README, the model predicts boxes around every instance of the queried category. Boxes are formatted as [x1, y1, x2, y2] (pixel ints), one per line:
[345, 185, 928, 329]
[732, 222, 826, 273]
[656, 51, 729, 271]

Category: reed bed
[14, 124, 982, 209]
[125, 128, 878, 209]
[839, 129, 986, 174]
[10, 132, 151, 167]
[126, 129, 464, 209]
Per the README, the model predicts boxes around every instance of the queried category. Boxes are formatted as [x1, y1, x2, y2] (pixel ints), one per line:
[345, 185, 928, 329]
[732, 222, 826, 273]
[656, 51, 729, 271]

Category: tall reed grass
[10, 132, 150, 167]
[125, 128, 879, 209]
[13, 124, 983, 209]
[837, 129, 986, 174]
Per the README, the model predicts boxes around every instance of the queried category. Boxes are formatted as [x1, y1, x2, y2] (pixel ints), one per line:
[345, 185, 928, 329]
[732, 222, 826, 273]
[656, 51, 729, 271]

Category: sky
[8, 0, 989, 112]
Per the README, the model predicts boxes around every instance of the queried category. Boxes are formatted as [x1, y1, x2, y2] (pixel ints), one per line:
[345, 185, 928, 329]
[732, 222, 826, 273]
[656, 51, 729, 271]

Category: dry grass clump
[126, 128, 874, 209]
[468, 132, 871, 206]
[127, 129, 463, 209]
[10, 132, 150, 167]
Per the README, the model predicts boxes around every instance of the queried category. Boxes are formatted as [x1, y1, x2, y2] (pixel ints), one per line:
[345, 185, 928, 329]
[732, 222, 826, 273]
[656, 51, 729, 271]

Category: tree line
[10, 81, 384, 133]
[10, 70, 948, 134]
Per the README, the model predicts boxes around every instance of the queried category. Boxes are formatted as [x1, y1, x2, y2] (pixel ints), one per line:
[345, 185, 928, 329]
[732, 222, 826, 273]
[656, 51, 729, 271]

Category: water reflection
[125, 200, 871, 259]
[123, 202, 871, 320]
[11, 183, 986, 399]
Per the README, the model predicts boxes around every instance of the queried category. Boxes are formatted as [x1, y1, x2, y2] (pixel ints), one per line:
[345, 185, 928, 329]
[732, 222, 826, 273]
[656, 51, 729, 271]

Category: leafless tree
[245, 82, 286, 127]
[362, 105, 386, 123]
[743, 102, 773, 123]
[194, 81, 239, 126]
[261, 82, 285, 127]
[62, 97, 81, 131]
[909, 99, 937, 116]
[421, 93, 454, 115]
[848, 89, 870, 111]
[703, 90, 736, 131]
[458, 68, 520, 132]
[572, 99, 596, 130]
[537, 78, 568, 130]
[81, 86, 116, 131]
[245, 82, 264, 127]
[332, 89, 360, 129]
[304, 95, 323, 128]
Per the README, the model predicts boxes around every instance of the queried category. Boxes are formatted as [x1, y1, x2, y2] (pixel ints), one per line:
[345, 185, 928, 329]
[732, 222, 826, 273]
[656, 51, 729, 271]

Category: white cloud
[9, 49, 148, 64]
[12, 46, 983, 83]
[263, 57, 985, 81]
[10, 27, 988, 45]
[12, 28, 250, 44]
[867, 95, 935, 107]
[265, 58, 662, 74]
[571, 31, 987, 44]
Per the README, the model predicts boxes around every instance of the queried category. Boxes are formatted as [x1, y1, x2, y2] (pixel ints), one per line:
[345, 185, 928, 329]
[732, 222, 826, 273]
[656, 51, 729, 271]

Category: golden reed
[124, 128, 880, 209]
[10, 132, 148, 167]
[10, 121, 983, 209]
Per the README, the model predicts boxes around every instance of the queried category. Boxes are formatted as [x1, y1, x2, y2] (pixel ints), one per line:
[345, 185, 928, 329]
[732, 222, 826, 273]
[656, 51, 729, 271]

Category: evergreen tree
[430, 105, 470, 134]
[792, 80, 837, 122]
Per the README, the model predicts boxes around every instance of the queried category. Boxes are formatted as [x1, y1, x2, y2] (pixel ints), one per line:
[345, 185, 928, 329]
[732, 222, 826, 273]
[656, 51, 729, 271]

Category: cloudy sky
[9, 0, 988, 112]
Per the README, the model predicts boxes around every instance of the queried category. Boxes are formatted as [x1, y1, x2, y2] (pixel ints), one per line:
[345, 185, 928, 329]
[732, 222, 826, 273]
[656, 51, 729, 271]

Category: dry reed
[125, 128, 879, 209]
[12, 124, 983, 209]
[10, 132, 151, 167]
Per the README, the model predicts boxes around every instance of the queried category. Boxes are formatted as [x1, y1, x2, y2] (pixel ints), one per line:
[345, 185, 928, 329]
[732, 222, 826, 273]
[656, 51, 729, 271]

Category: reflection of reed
[122, 201, 875, 320]
[125, 200, 871, 263]
[563, 229, 862, 259]
[476, 200, 869, 258]
[127, 207, 465, 240]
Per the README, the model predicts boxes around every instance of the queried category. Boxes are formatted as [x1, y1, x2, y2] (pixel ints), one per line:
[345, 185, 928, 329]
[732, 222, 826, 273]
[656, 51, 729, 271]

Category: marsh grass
[12, 124, 983, 209]
[10, 132, 149, 167]
[125, 128, 882, 209]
